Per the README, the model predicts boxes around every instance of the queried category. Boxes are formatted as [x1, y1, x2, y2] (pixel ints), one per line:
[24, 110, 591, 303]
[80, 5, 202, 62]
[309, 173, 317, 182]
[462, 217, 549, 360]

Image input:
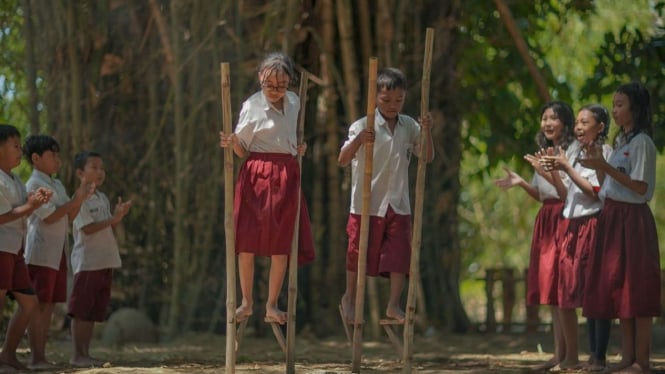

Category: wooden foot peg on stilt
[379, 319, 404, 359]
[339, 304, 352, 344]
[235, 319, 248, 352]
[266, 319, 287, 353]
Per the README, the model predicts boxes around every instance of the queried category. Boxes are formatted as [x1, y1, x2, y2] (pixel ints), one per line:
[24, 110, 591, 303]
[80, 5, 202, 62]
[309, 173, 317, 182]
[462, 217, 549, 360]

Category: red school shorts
[0, 249, 34, 292]
[67, 269, 113, 322]
[28, 251, 68, 303]
[346, 205, 411, 277]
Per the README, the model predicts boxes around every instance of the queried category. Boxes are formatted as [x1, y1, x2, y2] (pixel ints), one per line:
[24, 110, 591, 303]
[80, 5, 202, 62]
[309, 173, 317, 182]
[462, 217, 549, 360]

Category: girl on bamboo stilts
[581, 82, 660, 374]
[219, 52, 315, 325]
[541, 104, 612, 371]
[495, 101, 575, 371]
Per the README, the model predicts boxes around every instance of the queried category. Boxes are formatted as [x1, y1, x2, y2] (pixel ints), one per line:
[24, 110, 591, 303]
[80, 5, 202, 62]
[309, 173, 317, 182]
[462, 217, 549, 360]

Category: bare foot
[235, 303, 253, 322]
[340, 294, 355, 323]
[265, 305, 287, 325]
[69, 356, 100, 368]
[385, 305, 405, 323]
[558, 360, 582, 371]
[27, 360, 57, 370]
[0, 353, 27, 371]
[611, 362, 649, 374]
[528, 356, 559, 372]
[602, 360, 635, 374]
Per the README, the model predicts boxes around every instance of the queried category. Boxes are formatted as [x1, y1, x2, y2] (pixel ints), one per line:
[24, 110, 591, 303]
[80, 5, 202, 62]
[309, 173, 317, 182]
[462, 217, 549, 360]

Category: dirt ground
[6, 323, 665, 373]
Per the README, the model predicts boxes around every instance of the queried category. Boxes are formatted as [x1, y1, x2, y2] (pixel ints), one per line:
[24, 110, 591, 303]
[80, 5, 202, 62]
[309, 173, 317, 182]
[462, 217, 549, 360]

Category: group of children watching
[0, 125, 130, 371]
[496, 81, 660, 373]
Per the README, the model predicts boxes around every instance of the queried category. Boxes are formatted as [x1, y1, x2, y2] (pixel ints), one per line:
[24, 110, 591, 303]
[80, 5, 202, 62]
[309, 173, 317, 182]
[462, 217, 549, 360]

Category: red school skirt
[557, 213, 598, 309]
[233, 152, 315, 266]
[526, 199, 566, 306]
[583, 199, 661, 319]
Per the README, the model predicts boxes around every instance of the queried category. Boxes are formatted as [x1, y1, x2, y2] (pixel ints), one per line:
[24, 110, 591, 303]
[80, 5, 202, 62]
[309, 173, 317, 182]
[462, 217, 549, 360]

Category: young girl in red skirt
[495, 101, 575, 370]
[543, 104, 612, 371]
[581, 82, 660, 373]
[219, 52, 314, 325]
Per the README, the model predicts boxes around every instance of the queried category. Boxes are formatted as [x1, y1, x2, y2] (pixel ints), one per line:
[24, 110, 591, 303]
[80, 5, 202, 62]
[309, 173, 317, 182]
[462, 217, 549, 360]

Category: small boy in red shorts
[67, 151, 131, 367]
[23, 135, 95, 369]
[0, 124, 51, 371]
[338, 68, 434, 323]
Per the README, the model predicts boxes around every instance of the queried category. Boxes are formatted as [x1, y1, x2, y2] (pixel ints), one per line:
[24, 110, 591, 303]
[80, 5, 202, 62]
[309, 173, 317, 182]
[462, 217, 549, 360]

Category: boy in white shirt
[0, 124, 51, 371]
[23, 135, 95, 369]
[67, 151, 130, 367]
[338, 68, 434, 324]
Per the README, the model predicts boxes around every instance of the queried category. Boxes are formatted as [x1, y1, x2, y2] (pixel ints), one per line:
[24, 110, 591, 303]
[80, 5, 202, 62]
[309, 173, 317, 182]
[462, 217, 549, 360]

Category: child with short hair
[0, 124, 51, 371]
[338, 67, 434, 324]
[22, 135, 95, 369]
[67, 151, 131, 367]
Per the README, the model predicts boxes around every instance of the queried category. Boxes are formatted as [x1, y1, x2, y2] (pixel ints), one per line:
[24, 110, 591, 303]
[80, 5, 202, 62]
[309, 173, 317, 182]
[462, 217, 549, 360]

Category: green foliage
[458, 0, 665, 278]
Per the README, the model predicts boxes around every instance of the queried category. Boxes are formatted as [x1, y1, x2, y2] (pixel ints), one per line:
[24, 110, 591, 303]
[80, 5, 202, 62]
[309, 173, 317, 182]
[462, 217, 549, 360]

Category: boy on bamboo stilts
[338, 68, 434, 324]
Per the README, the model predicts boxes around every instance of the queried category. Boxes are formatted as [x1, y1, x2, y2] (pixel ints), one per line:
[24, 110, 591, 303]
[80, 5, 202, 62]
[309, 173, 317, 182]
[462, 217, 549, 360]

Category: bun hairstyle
[580, 104, 610, 144]
[258, 52, 296, 86]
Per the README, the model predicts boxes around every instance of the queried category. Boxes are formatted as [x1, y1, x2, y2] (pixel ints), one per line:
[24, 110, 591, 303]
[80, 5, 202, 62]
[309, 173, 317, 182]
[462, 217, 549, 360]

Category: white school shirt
[530, 145, 576, 202]
[562, 142, 613, 219]
[344, 109, 427, 217]
[0, 170, 27, 254]
[70, 191, 121, 274]
[24, 170, 70, 269]
[235, 90, 300, 155]
[598, 132, 656, 203]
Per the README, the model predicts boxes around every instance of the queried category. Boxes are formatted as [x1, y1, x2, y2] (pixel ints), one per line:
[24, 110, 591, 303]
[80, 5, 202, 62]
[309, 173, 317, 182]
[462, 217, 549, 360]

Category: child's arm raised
[494, 167, 541, 201]
[42, 180, 96, 224]
[0, 187, 52, 224]
[80, 197, 132, 235]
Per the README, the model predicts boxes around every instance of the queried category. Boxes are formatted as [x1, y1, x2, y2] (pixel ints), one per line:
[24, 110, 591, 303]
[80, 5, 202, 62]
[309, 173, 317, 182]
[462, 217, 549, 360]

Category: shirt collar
[33, 169, 54, 183]
[260, 91, 296, 113]
[375, 108, 402, 129]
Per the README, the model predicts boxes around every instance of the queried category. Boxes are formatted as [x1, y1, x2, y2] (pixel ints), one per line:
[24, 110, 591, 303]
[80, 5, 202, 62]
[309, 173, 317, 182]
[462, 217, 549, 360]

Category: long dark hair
[613, 81, 652, 146]
[536, 101, 575, 150]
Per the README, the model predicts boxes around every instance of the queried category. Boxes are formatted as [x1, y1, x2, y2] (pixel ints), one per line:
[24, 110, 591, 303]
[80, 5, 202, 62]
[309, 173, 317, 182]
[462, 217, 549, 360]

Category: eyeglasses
[261, 81, 289, 92]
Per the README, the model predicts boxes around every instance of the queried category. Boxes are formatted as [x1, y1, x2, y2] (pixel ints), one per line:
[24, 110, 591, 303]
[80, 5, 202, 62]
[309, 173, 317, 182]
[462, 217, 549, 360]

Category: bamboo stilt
[221, 62, 237, 374]
[351, 57, 378, 374]
[402, 28, 435, 374]
[284, 71, 309, 374]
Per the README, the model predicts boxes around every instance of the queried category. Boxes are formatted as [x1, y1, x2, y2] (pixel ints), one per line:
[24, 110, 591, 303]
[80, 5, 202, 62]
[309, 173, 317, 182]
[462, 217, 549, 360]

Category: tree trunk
[21, 0, 39, 134]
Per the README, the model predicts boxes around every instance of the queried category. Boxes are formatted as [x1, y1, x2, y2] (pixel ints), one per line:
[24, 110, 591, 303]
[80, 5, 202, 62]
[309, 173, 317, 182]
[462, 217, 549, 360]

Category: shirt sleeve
[73, 199, 95, 231]
[628, 135, 655, 183]
[234, 100, 256, 150]
[26, 180, 57, 220]
[0, 192, 12, 215]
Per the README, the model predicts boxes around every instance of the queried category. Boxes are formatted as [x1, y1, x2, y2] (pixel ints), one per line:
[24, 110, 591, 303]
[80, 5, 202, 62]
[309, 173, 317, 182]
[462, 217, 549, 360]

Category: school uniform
[233, 90, 315, 265]
[0, 170, 33, 291]
[343, 108, 427, 277]
[25, 170, 69, 303]
[557, 143, 611, 309]
[583, 133, 661, 319]
[68, 191, 120, 321]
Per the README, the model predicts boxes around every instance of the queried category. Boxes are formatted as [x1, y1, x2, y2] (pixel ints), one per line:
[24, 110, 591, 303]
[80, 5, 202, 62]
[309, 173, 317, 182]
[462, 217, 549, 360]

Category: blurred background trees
[1, 0, 663, 337]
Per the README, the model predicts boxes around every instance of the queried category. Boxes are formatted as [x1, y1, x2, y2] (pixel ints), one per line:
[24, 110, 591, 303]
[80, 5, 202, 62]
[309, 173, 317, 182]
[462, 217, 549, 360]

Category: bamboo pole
[351, 57, 378, 374]
[285, 71, 309, 374]
[221, 62, 236, 373]
[402, 28, 434, 373]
